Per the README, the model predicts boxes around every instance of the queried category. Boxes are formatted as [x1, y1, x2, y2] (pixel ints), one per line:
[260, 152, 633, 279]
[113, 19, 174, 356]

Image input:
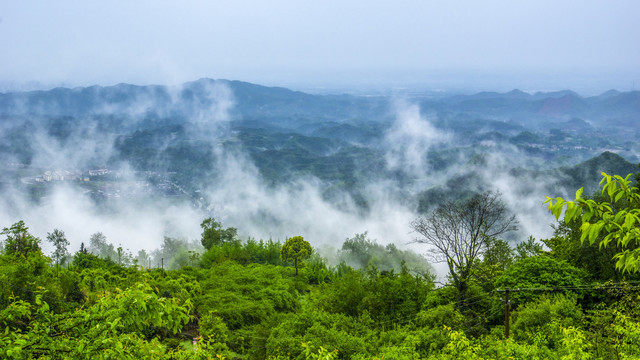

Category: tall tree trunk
[455, 280, 468, 313]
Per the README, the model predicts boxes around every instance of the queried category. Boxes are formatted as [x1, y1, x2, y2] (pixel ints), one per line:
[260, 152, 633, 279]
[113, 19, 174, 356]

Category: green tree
[46, 228, 69, 276]
[546, 172, 640, 273]
[1, 220, 41, 257]
[472, 237, 515, 293]
[281, 236, 313, 276]
[411, 191, 517, 311]
[88, 232, 116, 260]
[135, 249, 151, 268]
[515, 236, 543, 260]
[0, 282, 193, 359]
[495, 256, 588, 306]
[542, 219, 629, 281]
[200, 217, 238, 250]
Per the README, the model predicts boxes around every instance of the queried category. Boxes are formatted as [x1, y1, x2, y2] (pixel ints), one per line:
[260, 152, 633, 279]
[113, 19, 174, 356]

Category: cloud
[0, 82, 426, 268]
[201, 150, 419, 250]
[0, 82, 238, 255]
[384, 101, 451, 178]
[0, 82, 581, 282]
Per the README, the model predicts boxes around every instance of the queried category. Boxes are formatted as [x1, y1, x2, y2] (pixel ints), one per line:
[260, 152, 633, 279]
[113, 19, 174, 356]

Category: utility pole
[496, 288, 511, 339]
[504, 288, 510, 339]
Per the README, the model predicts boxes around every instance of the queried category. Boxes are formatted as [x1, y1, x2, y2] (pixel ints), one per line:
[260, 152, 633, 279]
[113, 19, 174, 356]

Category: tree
[411, 191, 517, 310]
[281, 236, 313, 276]
[46, 229, 69, 276]
[494, 256, 588, 305]
[135, 249, 151, 268]
[200, 217, 238, 250]
[88, 232, 116, 260]
[546, 172, 640, 273]
[1, 220, 41, 257]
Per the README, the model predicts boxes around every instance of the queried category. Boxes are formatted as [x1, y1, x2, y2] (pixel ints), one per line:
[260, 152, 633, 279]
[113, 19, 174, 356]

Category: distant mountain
[2, 80, 639, 129]
[535, 93, 588, 116]
[0, 79, 391, 131]
[1, 79, 638, 206]
[594, 89, 621, 99]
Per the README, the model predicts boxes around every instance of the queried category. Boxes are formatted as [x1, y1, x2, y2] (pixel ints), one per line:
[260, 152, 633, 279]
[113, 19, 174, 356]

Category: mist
[0, 81, 425, 259]
[3, 78, 627, 279]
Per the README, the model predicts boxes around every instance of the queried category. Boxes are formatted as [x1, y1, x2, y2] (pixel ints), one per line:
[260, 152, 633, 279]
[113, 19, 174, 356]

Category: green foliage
[473, 237, 515, 292]
[155, 236, 202, 270]
[313, 265, 434, 327]
[0, 282, 193, 359]
[582, 284, 640, 359]
[515, 236, 544, 260]
[200, 238, 283, 267]
[46, 228, 70, 270]
[301, 342, 339, 360]
[0, 246, 51, 307]
[510, 294, 583, 348]
[543, 219, 634, 282]
[88, 231, 116, 260]
[1, 221, 41, 257]
[495, 256, 588, 306]
[266, 308, 370, 359]
[545, 172, 640, 273]
[339, 232, 432, 275]
[73, 248, 116, 269]
[198, 262, 300, 330]
[200, 217, 238, 250]
[3, 216, 639, 359]
[281, 236, 313, 276]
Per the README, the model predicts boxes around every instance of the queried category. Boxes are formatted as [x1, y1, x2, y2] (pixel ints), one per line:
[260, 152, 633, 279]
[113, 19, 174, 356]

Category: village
[20, 167, 186, 200]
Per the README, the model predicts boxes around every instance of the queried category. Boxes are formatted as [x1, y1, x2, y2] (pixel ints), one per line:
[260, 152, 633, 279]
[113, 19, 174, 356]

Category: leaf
[550, 199, 565, 221]
[624, 213, 636, 231]
[615, 190, 625, 203]
[579, 222, 590, 243]
[589, 222, 604, 245]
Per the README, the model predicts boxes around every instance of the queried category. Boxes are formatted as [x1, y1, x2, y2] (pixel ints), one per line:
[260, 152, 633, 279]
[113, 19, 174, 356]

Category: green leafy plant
[545, 172, 640, 273]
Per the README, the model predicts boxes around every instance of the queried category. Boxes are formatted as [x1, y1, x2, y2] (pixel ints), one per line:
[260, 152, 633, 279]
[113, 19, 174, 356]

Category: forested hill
[554, 151, 639, 193]
[418, 151, 638, 212]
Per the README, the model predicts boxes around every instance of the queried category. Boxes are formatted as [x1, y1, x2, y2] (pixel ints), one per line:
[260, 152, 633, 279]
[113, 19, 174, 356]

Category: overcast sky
[1, 1, 638, 93]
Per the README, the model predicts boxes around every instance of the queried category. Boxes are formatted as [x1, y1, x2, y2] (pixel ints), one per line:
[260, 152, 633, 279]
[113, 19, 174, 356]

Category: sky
[1, 0, 639, 93]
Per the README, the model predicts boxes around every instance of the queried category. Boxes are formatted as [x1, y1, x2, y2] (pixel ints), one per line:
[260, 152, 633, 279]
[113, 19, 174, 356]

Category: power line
[495, 281, 640, 338]
[496, 281, 640, 293]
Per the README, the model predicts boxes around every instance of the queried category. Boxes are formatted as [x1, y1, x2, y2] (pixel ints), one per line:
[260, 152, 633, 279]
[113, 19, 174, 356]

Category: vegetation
[280, 236, 313, 276]
[1, 171, 640, 358]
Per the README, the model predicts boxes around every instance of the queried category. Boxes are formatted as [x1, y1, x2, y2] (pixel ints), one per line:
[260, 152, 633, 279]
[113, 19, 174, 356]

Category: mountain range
[1, 78, 638, 215]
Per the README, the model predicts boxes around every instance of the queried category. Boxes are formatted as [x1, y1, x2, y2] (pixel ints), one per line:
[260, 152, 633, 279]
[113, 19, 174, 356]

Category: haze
[1, 1, 639, 93]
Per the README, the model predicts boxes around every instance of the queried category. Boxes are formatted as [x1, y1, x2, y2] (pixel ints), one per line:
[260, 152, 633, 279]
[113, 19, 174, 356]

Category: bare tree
[411, 191, 517, 311]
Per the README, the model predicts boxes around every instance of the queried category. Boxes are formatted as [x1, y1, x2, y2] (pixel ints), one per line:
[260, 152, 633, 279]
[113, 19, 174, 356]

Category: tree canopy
[1, 221, 41, 257]
[200, 217, 238, 250]
[280, 235, 313, 276]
